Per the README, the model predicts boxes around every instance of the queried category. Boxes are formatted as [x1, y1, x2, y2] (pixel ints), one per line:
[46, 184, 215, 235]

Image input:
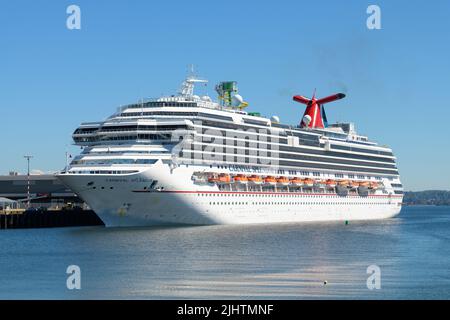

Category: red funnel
[293, 92, 345, 128]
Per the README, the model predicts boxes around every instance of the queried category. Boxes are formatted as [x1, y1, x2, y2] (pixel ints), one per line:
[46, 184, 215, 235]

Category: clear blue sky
[0, 0, 449, 191]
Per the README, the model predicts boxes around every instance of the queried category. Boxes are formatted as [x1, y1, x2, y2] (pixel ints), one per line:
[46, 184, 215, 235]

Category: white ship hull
[58, 163, 403, 227]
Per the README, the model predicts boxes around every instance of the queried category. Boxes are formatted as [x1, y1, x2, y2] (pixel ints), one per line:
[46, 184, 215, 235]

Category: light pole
[24, 155, 33, 209]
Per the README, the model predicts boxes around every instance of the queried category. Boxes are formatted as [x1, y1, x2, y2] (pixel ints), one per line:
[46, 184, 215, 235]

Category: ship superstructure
[57, 73, 403, 227]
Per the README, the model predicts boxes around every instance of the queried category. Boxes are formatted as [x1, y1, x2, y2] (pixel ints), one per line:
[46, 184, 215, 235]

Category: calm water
[0, 206, 449, 299]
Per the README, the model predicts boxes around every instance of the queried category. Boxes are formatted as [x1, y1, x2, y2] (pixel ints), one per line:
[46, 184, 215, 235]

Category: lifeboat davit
[277, 176, 290, 186]
[290, 177, 303, 186]
[303, 178, 314, 187]
[233, 174, 248, 184]
[325, 179, 336, 188]
[248, 175, 263, 184]
[264, 176, 277, 185]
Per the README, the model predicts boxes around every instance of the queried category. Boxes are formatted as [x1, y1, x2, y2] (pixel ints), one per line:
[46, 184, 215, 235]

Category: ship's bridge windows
[74, 137, 98, 143]
[100, 124, 190, 132]
[68, 170, 139, 174]
[125, 101, 197, 109]
[101, 135, 137, 141]
[85, 150, 169, 155]
[121, 111, 199, 117]
[74, 158, 158, 165]
[137, 134, 172, 140]
[74, 127, 99, 134]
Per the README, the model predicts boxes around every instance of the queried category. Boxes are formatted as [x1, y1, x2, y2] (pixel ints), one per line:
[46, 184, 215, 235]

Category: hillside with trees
[403, 191, 450, 206]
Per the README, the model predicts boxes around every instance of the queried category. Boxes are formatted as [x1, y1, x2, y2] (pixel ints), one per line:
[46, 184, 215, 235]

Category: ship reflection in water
[0, 206, 449, 299]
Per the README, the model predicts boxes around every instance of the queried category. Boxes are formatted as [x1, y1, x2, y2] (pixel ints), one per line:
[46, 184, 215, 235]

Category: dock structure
[0, 209, 104, 229]
[0, 174, 106, 229]
[0, 173, 82, 208]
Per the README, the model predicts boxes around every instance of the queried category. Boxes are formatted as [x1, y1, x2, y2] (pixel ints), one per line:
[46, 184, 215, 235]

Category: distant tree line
[403, 190, 450, 206]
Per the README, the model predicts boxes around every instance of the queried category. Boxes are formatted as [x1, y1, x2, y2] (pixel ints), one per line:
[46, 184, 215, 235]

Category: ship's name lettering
[106, 178, 129, 183]
[131, 178, 152, 183]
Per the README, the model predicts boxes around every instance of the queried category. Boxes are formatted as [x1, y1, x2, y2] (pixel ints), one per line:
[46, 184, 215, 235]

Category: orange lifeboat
[290, 177, 303, 186]
[264, 176, 277, 185]
[314, 180, 326, 188]
[337, 180, 350, 187]
[248, 175, 263, 184]
[207, 174, 219, 184]
[217, 173, 232, 184]
[233, 174, 248, 184]
[277, 176, 290, 186]
[325, 179, 336, 188]
[303, 178, 314, 187]
[350, 180, 359, 189]
[358, 181, 370, 188]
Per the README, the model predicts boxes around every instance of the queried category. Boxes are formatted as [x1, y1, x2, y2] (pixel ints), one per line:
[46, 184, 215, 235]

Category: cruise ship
[57, 73, 403, 227]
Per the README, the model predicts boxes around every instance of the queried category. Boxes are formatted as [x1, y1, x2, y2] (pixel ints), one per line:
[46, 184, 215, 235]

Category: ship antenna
[189, 64, 195, 77]
[179, 64, 208, 97]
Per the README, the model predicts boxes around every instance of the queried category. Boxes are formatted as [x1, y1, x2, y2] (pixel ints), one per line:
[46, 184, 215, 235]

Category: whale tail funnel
[293, 92, 345, 128]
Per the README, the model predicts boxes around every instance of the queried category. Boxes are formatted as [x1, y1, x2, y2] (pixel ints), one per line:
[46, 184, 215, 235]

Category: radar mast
[179, 65, 208, 97]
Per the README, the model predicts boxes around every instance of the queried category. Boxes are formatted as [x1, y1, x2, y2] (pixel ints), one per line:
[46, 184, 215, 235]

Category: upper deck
[72, 74, 392, 157]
